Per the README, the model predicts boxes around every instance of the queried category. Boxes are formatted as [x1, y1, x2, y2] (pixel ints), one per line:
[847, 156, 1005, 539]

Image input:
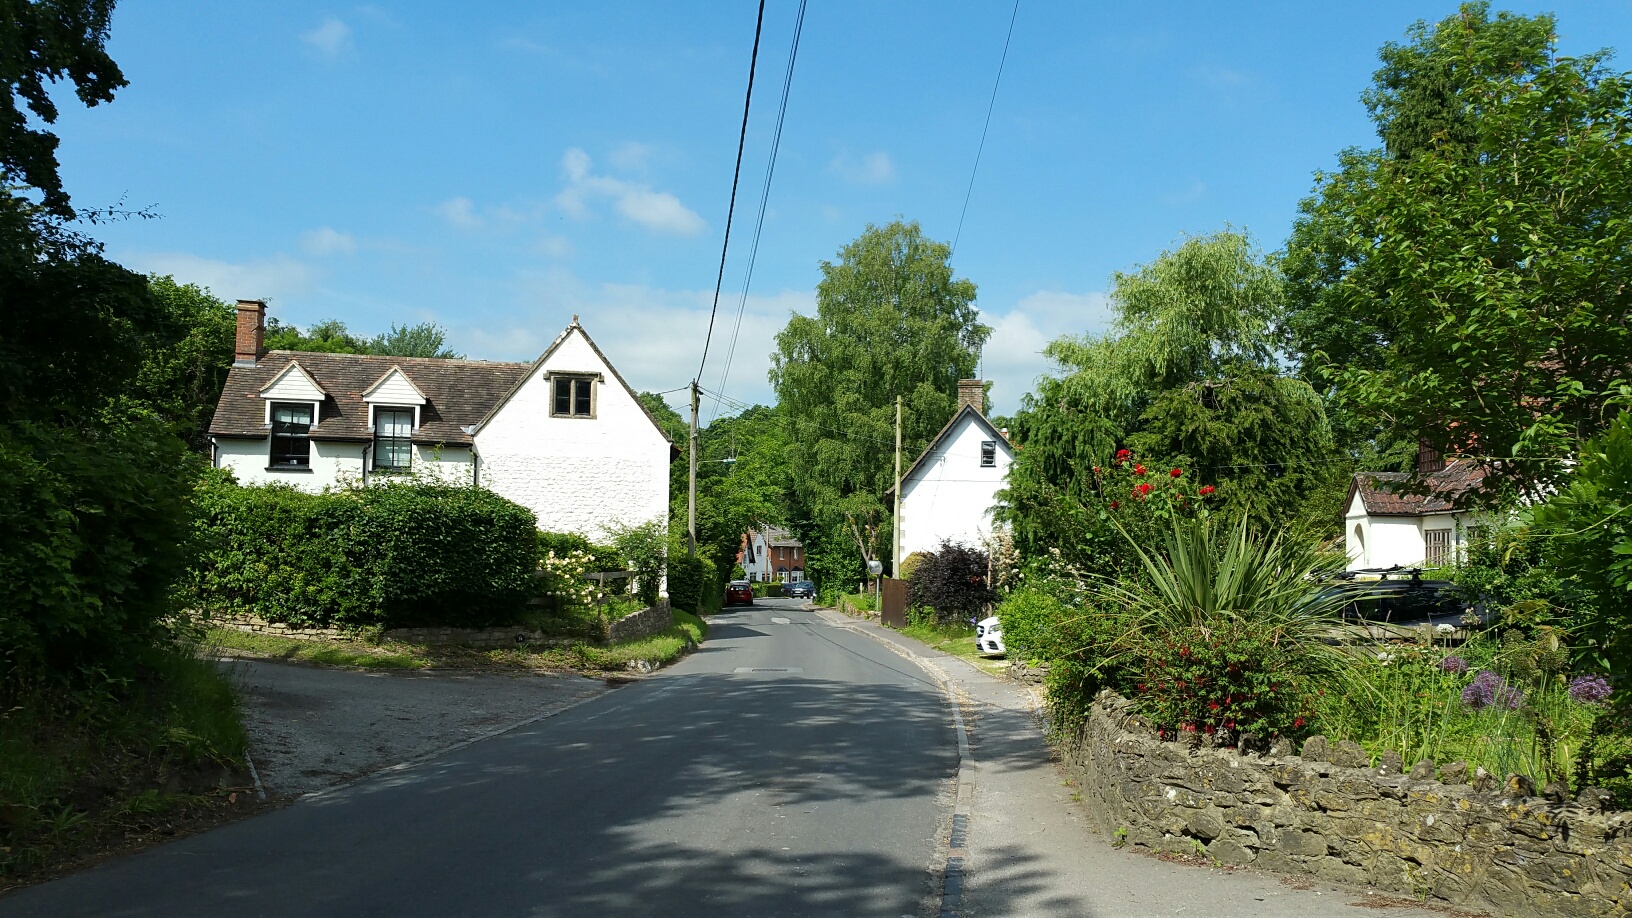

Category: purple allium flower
[1461, 670, 1521, 710]
[1569, 675, 1613, 705]
[1439, 655, 1469, 675]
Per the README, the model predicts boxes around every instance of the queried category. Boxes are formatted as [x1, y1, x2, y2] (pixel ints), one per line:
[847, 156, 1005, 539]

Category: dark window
[374, 408, 413, 472]
[980, 440, 997, 467]
[552, 376, 595, 418]
[270, 403, 313, 467]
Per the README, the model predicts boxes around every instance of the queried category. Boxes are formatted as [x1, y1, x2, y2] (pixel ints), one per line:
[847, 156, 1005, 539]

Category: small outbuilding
[1343, 454, 1490, 571]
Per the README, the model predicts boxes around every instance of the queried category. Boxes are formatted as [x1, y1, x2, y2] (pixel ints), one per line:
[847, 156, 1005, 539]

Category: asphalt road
[0, 598, 957, 918]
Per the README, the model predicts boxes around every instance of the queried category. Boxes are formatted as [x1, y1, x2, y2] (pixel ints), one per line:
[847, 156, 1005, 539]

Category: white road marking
[771, 617, 791, 624]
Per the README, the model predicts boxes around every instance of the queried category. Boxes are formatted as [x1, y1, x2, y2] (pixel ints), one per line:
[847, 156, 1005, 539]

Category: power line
[951, 0, 1020, 256]
[710, 0, 809, 423]
[697, 0, 768, 384]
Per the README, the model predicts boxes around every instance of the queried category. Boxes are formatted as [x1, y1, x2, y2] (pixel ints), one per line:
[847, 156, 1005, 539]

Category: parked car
[725, 581, 754, 607]
[1323, 569, 1471, 624]
[785, 580, 815, 599]
[975, 616, 1006, 657]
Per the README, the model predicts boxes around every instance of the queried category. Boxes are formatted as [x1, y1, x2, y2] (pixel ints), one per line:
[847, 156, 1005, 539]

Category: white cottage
[888, 380, 1014, 559]
[1343, 457, 1490, 571]
[209, 300, 674, 541]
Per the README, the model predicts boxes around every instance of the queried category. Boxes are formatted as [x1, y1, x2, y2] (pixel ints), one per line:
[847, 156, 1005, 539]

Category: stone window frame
[547, 371, 602, 419]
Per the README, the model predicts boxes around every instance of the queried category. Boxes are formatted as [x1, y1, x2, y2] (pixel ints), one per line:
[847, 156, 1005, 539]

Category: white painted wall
[475, 328, 670, 542]
[899, 413, 1012, 557]
[216, 437, 367, 491]
[1344, 490, 1488, 570]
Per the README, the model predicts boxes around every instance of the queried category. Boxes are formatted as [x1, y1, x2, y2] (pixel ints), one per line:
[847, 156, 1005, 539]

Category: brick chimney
[1416, 437, 1445, 474]
[957, 379, 985, 416]
[234, 300, 266, 367]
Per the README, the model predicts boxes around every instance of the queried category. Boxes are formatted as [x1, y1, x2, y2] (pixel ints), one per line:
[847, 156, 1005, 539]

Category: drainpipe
[361, 443, 369, 487]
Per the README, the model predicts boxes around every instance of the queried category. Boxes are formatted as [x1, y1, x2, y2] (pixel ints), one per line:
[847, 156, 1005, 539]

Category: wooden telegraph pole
[893, 394, 902, 577]
[688, 381, 699, 557]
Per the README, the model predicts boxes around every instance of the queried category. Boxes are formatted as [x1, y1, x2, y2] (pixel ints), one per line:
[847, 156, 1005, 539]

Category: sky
[48, 0, 1632, 417]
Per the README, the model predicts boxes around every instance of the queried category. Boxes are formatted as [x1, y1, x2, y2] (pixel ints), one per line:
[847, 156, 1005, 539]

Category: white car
[975, 616, 1006, 657]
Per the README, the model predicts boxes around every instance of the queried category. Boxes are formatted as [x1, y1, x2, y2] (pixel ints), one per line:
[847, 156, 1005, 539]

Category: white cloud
[301, 17, 352, 58]
[608, 141, 656, 172]
[436, 196, 483, 230]
[828, 150, 896, 185]
[300, 227, 357, 256]
[124, 251, 319, 304]
[534, 234, 574, 259]
[979, 290, 1113, 415]
[553, 148, 706, 236]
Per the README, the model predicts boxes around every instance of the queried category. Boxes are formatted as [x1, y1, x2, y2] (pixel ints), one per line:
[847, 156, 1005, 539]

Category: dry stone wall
[1062, 691, 1632, 918]
[608, 600, 673, 643]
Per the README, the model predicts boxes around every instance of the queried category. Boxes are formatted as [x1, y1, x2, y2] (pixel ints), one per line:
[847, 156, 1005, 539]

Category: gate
[881, 577, 908, 628]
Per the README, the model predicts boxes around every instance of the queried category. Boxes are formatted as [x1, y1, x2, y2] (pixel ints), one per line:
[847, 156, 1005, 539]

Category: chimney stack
[957, 379, 985, 416]
[234, 300, 266, 367]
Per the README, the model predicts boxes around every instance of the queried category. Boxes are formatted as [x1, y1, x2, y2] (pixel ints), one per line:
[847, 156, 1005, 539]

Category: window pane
[981, 441, 996, 467]
[574, 379, 592, 416]
[376, 409, 412, 438]
[272, 403, 312, 432]
[554, 378, 571, 415]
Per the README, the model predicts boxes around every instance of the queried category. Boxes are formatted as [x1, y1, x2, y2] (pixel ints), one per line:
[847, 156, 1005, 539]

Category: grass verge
[893, 620, 1009, 676]
[205, 609, 709, 675]
[1, 644, 258, 890]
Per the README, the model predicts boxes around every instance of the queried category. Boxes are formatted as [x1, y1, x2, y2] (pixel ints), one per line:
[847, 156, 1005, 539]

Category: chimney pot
[957, 379, 985, 415]
[235, 300, 266, 366]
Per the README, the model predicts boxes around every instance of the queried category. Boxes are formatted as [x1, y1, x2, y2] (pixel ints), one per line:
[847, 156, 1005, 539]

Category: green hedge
[189, 477, 538, 629]
[753, 582, 783, 598]
[537, 530, 623, 572]
[667, 554, 715, 615]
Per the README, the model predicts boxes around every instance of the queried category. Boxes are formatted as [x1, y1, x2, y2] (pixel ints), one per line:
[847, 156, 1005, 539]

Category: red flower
[1293, 717, 1306, 729]
[1114, 448, 1131, 465]
[1109, 500, 1120, 510]
[1170, 468, 1183, 478]
[1133, 463, 1147, 476]
[1198, 485, 1216, 496]
[1092, 466, 1102, 474]
[1208, 701, 1220, 711]
[1135, 483, 1154, 498]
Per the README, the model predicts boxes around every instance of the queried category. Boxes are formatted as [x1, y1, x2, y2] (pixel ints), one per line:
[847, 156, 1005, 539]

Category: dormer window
[270, 403, 313, 468]
[374, 408, 414, 472]
[552, 374, 596, 418]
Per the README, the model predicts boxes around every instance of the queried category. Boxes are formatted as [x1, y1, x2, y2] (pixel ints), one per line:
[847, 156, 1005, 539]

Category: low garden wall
[1062, 690, 1632, 918]
[608, 600, 673, 644]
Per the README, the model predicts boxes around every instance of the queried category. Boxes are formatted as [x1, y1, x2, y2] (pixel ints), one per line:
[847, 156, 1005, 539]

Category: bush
[906, 540, 996, 624]
[189, 478, 538, 629]
[995, 585, 1073, 662]
[0, 417, 194, 682]
[1135, 623, 1314, 739]
[898, 551, 929, 580]
[753, 581, 783, 598]
[538, 531, 623, 574]
[667, 554, 714, 615]
[607, 519, 666, 606]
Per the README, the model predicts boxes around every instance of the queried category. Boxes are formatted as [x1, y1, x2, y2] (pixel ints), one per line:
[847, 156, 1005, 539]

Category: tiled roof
[1351, 460, 1489, 517]
[209, 351, 532, 447]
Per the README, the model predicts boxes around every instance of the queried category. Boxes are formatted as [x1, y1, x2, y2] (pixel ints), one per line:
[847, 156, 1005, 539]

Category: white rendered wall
[475, 330, 671, 542]
[899, 414, 1012, 558]
[215, 437, 366, 491]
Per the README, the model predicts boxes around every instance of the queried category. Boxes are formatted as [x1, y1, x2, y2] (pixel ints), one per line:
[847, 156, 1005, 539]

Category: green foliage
[263, 318, 462, 358]
[897, 551, 929, 581]
[1136, 623, 1315, 739]
[0, 0, 126, 218]
[131, 277, 236, 450]
[906, 540, 995, 624]
[1532, 411, 1632, 677]
[1283, 8, 1632, 494]
[752, 581, 783, 598]
[994, 585, 1074, 663]
[771, 220, 988, 580]
[607, 518, 667, 606]
[0, 416, 193, 682]
[189, 477, 538, 629]
[667, 554, 714, 615]
[537, 531, 622, 573]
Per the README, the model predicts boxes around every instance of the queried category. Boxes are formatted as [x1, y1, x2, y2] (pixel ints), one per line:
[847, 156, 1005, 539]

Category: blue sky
[50, 1, 1632, 416]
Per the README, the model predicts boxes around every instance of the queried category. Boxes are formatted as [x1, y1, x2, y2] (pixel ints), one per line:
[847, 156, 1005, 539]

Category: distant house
[887, 379, 1014, 559]
[1344, 452, 1491, 571]
[740, 526, 805, 583]
[209, 300, 675, 541]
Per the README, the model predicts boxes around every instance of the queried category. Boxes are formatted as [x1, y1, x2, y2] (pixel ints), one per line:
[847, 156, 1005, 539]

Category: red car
[725, 581, 754, 606]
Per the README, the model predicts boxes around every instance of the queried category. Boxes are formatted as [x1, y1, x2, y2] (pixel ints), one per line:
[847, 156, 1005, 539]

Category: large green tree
[1284, 3, 1631, 495]
[771, 220, 988, 583]
[264, 318, 462, 358]
[133, 277, 236, 450]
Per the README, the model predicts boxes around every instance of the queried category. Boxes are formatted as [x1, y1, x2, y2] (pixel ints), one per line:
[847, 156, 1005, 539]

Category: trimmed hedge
[752, 582, 783, 598]
[667, 554, 715, 615]
[189, 477, 538, 629]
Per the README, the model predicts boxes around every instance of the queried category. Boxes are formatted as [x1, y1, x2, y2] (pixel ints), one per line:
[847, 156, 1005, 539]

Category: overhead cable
[951, 0, 1020, 256]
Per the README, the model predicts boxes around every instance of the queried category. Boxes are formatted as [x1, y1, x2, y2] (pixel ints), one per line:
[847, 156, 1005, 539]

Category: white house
[209, 300, 674, 541]
[888, 380, 1014, 560]
[739, 526, 805, 583]
[1343, 457, 1490, 571]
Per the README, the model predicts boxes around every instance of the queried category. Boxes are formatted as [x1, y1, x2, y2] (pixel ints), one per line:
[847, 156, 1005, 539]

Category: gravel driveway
[221, 659, 613, 797]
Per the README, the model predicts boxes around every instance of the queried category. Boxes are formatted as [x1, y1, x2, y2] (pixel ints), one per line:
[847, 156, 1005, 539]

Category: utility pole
[688, 381, 699, 557]
[893, 394, 902, 577]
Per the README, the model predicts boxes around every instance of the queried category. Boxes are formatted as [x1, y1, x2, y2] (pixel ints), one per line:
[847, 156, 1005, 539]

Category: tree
[0, 0, 126, 217]
[132, 277, 236, 450]
[771, 220, 988, 583]
[263, 318, 462, 358]
[369, 322, 463, 359]
[1283, 4, 1631, 495]
[1001, 230, 1337, 564]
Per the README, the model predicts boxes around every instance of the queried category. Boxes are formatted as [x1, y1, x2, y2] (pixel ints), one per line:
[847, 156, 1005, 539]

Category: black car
[785, 580, 815, 599]
[1324, 569, 1469, 623]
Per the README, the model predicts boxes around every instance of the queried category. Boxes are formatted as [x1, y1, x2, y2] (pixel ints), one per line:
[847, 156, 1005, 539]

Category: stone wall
[608, 600, 673, 643]
[1061, 691, 1632, 918]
